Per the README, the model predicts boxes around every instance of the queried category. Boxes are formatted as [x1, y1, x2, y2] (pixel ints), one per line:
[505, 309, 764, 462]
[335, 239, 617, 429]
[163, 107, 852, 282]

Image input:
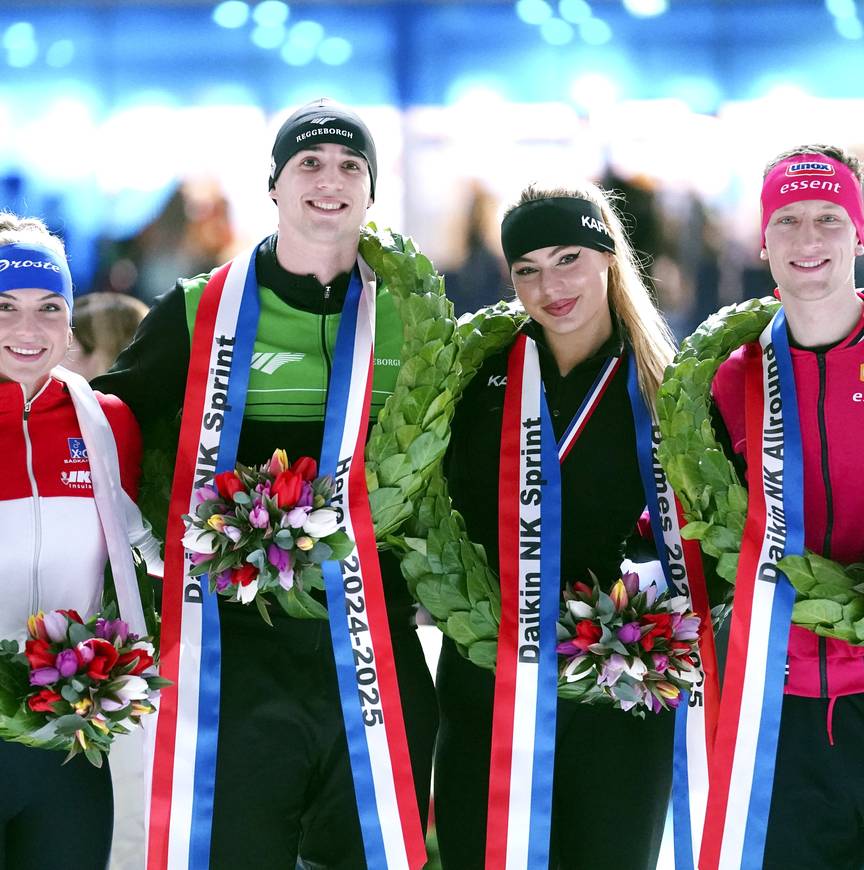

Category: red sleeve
[711, 342, 758, 458]
[95, 391, 142, 500]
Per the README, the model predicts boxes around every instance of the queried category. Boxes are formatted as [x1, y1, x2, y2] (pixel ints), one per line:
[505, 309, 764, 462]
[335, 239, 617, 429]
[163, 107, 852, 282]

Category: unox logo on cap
[786, 161, 835, 177]
[67, 437, 88, 460]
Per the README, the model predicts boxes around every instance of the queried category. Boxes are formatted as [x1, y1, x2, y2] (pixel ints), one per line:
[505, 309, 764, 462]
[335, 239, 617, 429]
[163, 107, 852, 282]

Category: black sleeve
[90, 283, 190, 427]
[710, 396, 747, 481]
[91, 284, 190, 541]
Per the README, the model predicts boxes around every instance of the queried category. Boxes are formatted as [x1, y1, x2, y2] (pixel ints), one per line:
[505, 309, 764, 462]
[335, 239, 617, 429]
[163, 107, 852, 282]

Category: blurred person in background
[92, 180, 236, 305]
[440, 181, 508, 317]
[93, 98, 437, 869]
[0, 212, 160, 870]
[65, 292, 149, 381]
[435, 183, 678, 869]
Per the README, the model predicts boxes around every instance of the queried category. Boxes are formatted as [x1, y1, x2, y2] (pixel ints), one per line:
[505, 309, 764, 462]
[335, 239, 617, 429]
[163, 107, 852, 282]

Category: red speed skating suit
[713, 301, 864, 704]
[0, 375, 151, 645]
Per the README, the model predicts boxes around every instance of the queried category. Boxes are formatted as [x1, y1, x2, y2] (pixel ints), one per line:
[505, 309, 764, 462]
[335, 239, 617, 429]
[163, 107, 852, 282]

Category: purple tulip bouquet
[181, 449, 355, 624]
[556, 572, 702, 715]
[0, 608, 169, 766]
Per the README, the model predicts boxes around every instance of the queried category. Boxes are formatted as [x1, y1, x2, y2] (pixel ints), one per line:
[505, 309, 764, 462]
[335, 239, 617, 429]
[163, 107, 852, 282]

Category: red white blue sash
[627, 357, 720, 870]
[487, 335, 613, 869]
[147, 244, 260, 869]
[558, 355, 622, 462]
[488, 337, 719, 868]
[319, 264, 426, 870]
[698, 309, 803, 869]
[147, 247, 424, 869]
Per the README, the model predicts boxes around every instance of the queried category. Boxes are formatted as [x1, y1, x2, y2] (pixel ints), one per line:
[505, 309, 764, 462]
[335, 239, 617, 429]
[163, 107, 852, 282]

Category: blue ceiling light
[7, 45, 38, 67]
[4, 21, 37, 68]
[836, 15, 863, 37]
[251, 23, 285, 49]
[288, 20, 324, 48]
[253, 1, 289, 28]
[318, 36, 352, 66]
[580, 17, 613, 44]
[281, 41, 315, 65]
[212, 1, 250, 29]
[559, 0, 592, 24]
[281, 20, 324, 65]
[825, 0, 857, 18]
[622, 0, 669, 17]
[3, 21, 35, 50]
[540, 17, 574, 44]
[45, 39, 75, 68]
[515, 0, 553, 25]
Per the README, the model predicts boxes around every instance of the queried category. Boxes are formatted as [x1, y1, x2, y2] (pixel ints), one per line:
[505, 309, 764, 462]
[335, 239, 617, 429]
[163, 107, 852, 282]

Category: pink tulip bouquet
[0, 608, 168, 766]
[556, 572, 702, 716]
[181, 449, 355, 623]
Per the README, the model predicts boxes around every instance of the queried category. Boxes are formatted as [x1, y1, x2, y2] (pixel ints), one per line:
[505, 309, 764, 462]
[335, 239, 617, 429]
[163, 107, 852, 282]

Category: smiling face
[764, 199, 861, 303]
[270, 142, 372, 253]
[0, 289, 71, 399]
[511, 244, 613, 339]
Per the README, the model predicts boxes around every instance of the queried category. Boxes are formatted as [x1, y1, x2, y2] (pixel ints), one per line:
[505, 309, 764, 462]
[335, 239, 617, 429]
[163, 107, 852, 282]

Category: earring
[856, 244, 864, 256]
[759, 249, 768, 261]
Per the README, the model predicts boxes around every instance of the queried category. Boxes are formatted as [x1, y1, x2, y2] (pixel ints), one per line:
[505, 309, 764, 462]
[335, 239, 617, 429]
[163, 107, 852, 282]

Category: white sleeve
[122, 490, 165, 578]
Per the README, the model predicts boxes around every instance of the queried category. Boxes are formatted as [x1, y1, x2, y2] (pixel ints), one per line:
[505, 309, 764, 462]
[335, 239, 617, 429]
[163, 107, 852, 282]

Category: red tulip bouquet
[0, 608, 168, 766]
[181, 449, 355, 623]
[556, 572, 702, 716]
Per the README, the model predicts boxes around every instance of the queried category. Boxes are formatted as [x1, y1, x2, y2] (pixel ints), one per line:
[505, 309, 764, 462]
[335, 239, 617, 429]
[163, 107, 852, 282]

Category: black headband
[501, 197, 615, 265]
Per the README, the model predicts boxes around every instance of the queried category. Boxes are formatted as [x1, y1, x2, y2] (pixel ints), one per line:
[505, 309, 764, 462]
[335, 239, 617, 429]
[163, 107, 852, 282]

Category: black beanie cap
[269, 97, 377, 200]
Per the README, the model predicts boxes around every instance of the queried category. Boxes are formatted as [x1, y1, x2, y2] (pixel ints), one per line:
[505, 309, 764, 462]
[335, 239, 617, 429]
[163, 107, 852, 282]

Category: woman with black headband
[434, 184, 678, 869]
[0, 212, 159, 869]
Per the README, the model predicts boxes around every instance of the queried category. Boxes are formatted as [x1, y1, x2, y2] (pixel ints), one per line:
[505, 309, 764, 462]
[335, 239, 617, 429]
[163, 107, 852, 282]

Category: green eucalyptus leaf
[791, 599, 844, 626]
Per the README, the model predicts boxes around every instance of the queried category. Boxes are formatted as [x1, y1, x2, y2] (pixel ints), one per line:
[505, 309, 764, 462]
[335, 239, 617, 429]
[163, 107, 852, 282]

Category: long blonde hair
[504, 183, 675, 404]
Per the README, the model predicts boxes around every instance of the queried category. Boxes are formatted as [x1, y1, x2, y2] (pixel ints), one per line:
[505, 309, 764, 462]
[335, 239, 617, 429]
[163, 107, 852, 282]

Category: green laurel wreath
[361, 224, 534, 668]
[359, 224, 462, 539]
[397, 304, 526, 671]
[656, 296, 864, 644]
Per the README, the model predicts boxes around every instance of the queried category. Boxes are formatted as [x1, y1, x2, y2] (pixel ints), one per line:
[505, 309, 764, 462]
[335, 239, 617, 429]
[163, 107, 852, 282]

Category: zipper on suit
[818, 636, 829, 698]
[321, 283, 333, 399]
[815, 351, 832, 698]
[816, 352, 834, 557]
[22, 384, 48, 616]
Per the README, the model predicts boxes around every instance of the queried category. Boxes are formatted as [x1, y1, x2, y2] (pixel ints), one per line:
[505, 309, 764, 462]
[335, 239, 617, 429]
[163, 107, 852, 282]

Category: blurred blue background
[2, 0, 863, 330]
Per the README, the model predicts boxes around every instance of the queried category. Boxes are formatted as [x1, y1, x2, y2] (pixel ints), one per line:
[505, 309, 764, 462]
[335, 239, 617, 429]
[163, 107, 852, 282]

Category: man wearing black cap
[93, 98, 437, 869]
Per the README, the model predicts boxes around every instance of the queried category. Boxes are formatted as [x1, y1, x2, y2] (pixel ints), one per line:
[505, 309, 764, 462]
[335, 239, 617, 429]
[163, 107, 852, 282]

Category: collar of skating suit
[255, 233, 353, 314]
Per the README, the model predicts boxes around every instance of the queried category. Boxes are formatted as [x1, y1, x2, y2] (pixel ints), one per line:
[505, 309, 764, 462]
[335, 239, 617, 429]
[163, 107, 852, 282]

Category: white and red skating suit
[0, 376, 159, 645]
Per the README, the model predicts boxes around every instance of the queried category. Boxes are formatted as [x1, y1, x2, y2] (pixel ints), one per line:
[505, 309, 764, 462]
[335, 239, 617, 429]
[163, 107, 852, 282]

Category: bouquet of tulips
[0, 608, 168, 766]
[556, 572, 701, 716]
[181, 449, 355, 624]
